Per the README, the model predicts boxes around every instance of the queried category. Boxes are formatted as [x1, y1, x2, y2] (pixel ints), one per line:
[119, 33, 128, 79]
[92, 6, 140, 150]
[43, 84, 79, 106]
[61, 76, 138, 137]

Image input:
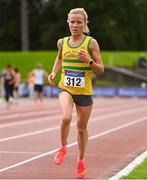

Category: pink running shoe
[54, 147, 67, 165]
[76, 161, 86, 179]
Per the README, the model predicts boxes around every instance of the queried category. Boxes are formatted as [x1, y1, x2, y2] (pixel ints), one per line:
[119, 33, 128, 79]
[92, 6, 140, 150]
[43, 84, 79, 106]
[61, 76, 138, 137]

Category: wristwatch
[88, 59, 94, 65]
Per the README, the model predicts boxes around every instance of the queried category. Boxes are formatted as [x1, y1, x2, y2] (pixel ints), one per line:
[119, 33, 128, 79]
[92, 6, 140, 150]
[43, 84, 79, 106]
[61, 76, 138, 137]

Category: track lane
[0, 97, 147, 179]
[1, 98, 147, 138]
[0, 117, 146, 179]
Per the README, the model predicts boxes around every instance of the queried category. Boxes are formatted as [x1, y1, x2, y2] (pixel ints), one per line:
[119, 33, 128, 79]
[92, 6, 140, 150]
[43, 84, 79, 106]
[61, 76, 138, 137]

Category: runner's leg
[76, 104, 93, 159]
[59, 91, 74, 146]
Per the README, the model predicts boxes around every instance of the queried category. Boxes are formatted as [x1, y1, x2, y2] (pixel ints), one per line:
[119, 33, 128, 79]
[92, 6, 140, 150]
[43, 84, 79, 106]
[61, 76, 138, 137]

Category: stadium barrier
[44, 86, 147, 98]
[18, 84, 147, 98]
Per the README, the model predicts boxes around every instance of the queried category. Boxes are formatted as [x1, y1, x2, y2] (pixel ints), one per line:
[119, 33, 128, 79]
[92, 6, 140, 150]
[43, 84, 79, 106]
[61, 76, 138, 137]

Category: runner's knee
[77, 121, 87, 130]
[62, 117, 71, 125]
[77, 128, 87, 136]
[77, 123, 87, 133]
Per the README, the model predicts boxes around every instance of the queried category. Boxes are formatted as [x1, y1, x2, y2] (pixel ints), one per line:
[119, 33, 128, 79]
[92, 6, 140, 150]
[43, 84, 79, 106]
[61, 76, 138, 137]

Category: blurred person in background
[2, 64, 15, 109]
[28, 63, 48, 105]
[137, 53, 147, 68]
[14, 68, 21, 104]
[48, 8, 104, 178]
[27, 73, 35, 99]
[0, 71, 3, 98]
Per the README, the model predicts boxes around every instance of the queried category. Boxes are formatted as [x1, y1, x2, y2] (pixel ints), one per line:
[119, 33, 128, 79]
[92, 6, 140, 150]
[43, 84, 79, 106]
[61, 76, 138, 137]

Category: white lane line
[0, 151, 95, 156]
[0, 125, 60, 142]
[0, 116, 146, 173]
[0, 151, 42, 155]
[0, 109, 60, 120]
[0, 100, 145, 128]
[108, 150, 147, 180]
[0, 114, 61, 128]
[0, 102, 127, 128]
[0, 105, 146, 142]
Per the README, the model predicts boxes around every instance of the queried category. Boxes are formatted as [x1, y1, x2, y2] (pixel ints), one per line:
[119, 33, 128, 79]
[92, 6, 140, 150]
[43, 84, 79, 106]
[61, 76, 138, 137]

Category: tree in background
[20, 0, 29, 51]
[0, 0, 147, 51]
[0, 0, 20, 50]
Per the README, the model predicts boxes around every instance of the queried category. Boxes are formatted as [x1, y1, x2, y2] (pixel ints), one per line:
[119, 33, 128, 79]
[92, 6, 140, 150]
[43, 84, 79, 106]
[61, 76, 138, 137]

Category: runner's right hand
[48, 73, 56, 86]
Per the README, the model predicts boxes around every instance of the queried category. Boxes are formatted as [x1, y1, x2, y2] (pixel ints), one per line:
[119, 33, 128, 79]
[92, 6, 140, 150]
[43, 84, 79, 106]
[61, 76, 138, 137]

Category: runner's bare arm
[88, 39, 104, 75]
[78, 39, 104, 75]
[48, 39, 62, 86]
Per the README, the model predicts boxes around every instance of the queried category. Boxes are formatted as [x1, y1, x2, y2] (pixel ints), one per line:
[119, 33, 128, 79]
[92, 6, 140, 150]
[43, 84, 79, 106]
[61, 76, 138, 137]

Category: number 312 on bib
[64, 70, 85, 88]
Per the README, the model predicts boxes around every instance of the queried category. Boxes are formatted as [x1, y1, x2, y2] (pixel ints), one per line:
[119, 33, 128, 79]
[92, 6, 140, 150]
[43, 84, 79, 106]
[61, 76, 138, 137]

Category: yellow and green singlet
[58, 35, 93, 95]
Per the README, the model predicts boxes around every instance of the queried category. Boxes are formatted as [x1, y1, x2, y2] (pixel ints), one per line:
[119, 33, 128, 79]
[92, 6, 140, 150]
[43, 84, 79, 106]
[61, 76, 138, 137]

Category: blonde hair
[67, 8, 90, 34]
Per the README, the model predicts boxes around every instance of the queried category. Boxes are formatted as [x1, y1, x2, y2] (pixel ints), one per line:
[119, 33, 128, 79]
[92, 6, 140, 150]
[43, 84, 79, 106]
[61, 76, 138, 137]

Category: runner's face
[68, 14, 85, 36]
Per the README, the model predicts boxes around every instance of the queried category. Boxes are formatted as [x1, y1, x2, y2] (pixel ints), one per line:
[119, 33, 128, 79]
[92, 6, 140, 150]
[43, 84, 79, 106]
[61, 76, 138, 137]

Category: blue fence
[43, 86, 147, 97]
[19, 84, 147, 98]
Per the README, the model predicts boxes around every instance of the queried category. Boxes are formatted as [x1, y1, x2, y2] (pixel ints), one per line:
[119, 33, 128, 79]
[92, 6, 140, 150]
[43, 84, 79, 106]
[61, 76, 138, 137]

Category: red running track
[0, 97, 147, 179]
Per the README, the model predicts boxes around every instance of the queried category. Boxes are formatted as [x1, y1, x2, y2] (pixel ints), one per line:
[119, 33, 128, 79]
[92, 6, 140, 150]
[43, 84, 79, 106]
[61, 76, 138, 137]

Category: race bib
[64, 70, 85, 88]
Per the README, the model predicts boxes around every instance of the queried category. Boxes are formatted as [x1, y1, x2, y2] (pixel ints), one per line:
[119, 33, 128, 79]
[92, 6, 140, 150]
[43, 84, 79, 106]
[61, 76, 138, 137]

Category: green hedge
[0, 51, 146, 83]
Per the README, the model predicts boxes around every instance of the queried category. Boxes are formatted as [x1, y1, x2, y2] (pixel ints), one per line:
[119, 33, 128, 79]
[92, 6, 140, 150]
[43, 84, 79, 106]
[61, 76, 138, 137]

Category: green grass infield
[0, 51, 146, 83]
[121, 158, 147, 179]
